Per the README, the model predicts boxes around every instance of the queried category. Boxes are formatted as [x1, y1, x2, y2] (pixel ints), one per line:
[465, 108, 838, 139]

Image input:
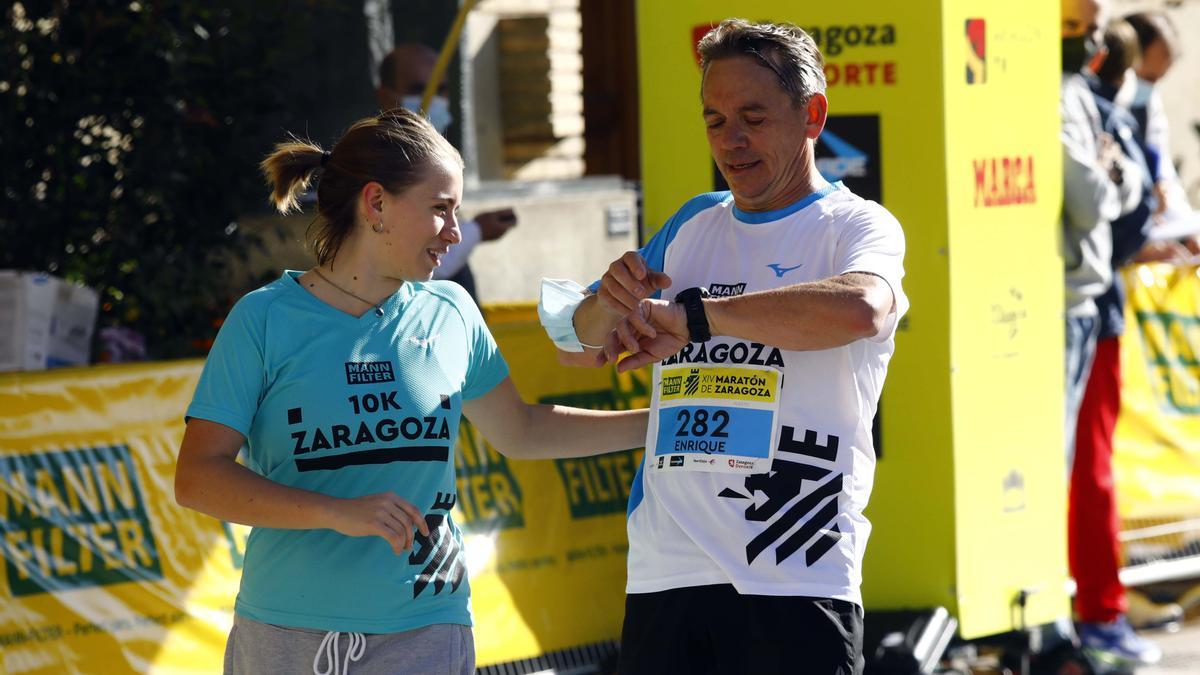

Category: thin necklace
[311, 268, 386, 317]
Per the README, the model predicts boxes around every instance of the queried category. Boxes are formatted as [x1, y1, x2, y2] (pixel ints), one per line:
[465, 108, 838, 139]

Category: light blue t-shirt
[186, 271, 509, 633]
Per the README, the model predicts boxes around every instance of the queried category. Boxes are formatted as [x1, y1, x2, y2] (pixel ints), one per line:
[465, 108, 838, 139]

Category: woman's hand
[326, 492, 432, 556]
[176, 419, 432, 553]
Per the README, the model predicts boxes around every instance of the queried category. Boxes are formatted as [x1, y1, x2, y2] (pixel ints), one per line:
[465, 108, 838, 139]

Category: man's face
[1061, 0, 1105, 42]
[377, 46, 444, 111]
[701, 56, 822, 212]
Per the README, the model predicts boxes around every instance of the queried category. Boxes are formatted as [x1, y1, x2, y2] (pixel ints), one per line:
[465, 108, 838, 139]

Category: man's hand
[1133, 239, 1192, 265]
[476, 208, 517, 241]
[604, 298, 689, 372]
[597, 252, 672, 317]
[1153, 183, 1168, 215]
[1097, 133, 1125, 185]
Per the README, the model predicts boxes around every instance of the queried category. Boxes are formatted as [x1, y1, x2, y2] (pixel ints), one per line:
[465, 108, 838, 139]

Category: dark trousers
[618, 584, 864, 675]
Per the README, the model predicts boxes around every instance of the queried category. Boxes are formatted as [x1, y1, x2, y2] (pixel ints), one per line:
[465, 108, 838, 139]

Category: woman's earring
[372, 221, 384, 233]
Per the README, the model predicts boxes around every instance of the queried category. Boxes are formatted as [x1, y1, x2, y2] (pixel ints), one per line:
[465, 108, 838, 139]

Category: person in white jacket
[1061, 0, 1143, 460]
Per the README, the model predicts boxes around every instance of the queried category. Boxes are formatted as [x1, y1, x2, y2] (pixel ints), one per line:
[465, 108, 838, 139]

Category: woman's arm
[462, 376, 648, 460]
[174, 418, 429, 554]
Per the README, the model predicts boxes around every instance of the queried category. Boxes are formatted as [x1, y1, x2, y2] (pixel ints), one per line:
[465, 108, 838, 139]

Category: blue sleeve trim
[627, 453, 646, 519]
[589, 191, 730, 298]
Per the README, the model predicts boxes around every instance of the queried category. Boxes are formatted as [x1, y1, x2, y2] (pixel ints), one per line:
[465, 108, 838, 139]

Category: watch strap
[676, 287, 711, 343]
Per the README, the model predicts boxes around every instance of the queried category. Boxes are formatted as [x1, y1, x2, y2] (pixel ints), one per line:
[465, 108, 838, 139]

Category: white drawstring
[313, 631, 366, 675]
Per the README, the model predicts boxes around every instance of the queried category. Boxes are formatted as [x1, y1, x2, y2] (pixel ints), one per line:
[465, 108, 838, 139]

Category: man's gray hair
[697, 19, 827, 106]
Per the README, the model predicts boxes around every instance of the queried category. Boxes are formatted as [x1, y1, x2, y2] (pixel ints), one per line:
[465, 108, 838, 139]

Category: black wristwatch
[675, 287, 711, 343]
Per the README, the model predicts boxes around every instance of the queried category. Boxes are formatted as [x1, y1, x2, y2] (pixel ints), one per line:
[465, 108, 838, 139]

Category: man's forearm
[704, 275, 891, 351]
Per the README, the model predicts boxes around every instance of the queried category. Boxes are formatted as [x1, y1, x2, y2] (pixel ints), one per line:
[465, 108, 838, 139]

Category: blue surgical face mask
[400, 94, 453, 136]
[1130, 78, 1154, 108]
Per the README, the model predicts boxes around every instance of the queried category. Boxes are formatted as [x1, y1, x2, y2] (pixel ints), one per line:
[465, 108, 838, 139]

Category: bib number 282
[674, 408, 730, 439]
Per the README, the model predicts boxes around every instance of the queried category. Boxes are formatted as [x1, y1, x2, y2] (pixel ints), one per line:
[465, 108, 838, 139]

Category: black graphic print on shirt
[719, 427, 843, 567]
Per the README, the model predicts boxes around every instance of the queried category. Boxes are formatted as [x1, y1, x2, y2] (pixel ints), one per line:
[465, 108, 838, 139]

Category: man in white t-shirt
[538, 19, 906, 675]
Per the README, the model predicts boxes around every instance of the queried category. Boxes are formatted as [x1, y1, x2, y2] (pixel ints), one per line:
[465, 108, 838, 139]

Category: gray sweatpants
[224, 614, 475, 675]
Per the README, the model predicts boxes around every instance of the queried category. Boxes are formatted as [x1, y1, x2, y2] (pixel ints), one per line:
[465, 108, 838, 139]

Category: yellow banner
[1114, 264, 1200, 520]
[0, 304, 644, 673]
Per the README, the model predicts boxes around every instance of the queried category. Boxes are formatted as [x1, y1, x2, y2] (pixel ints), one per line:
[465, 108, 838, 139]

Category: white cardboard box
[0, 271, 99, 372]
[48, 277, 100, 368]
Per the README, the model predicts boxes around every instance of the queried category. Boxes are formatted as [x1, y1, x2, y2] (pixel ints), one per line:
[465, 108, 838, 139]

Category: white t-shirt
[623, 184, 907, 606]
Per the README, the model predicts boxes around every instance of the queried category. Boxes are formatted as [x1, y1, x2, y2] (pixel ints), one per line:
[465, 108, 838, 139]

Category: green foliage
[0, 1, 311, 358]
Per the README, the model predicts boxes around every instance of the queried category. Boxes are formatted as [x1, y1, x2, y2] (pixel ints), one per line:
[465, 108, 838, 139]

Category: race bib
[646, 363, 782, 474]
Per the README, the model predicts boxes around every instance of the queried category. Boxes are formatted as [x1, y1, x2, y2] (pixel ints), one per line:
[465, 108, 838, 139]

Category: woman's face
[375, 158, 463, 281]
[1136, 37, 1174, 83]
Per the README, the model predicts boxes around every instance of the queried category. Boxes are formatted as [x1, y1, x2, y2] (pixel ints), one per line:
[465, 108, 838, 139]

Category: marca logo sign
[966, 19, 987, 84]
[816, 115, 883, 203]
[1, 445, 163, 597]
[974, 156, 1037, 207]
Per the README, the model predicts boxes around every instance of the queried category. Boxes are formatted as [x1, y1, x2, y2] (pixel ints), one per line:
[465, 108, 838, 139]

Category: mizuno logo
[766, 263, 803, 278]
[408, 334, 440, 348]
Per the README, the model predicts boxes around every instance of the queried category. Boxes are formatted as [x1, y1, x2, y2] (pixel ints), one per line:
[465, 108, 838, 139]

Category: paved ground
[1137, 619, 1200, 675]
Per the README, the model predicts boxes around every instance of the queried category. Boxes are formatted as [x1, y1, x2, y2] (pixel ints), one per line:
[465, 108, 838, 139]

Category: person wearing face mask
[1059, 4, 1165, 665]
[376, 43, 518, 303]
[1069, 18, 1182, 667]
[1124, 11, 1192, 229]
[174, 109, 649, 674]
[1060, 0, 1141, 469]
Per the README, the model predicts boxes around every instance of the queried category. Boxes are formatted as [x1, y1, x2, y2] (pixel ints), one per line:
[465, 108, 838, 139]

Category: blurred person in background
[1124, 11, 1190, 226]
[1072, 18, 1170, 667]
[1061, 2, 1162, 664]
[376, 43, 518, 303]
[1060, 0, 1141, 473]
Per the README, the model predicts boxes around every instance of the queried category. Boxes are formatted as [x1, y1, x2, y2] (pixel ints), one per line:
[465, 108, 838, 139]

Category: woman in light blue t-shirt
[175, 109, 648, 675]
